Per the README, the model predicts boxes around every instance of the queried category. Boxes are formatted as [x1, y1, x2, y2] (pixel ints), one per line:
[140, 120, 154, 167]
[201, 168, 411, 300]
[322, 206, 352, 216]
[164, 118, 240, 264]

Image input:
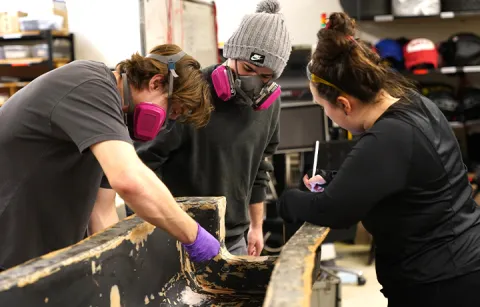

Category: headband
[306, 61, 346, 94]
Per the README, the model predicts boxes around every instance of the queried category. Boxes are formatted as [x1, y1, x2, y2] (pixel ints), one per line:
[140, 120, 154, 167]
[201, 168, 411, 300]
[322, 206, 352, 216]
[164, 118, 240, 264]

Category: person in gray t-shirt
[0, 44, 219, 271]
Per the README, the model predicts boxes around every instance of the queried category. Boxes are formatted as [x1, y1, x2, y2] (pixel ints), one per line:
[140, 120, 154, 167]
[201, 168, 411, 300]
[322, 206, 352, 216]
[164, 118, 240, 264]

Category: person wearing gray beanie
[94, 0, 292, 258]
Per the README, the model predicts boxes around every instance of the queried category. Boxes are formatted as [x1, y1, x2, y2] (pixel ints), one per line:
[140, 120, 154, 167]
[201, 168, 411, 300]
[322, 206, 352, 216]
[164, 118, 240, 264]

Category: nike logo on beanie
[250, 52, 265, 64]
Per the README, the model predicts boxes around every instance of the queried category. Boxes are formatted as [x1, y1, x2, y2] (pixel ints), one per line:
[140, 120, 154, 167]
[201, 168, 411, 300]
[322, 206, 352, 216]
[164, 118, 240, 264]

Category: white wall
[68, 0, 335, 68]
[67, 0, 141, 68]
[215, 0, 343, 46]
[1, 0, 340, 66]
[0, 0, 54, 14]
[5, 0, 480, 67]
[215, 0, 480, 47]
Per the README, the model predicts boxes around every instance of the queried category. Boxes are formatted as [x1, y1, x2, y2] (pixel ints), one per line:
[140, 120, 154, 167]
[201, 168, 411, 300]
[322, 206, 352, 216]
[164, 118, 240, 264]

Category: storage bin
[32, 41, 70, 60]
[0, 11, 27, 34]
[442, 0, 480, 12]
[53, 40, 71, 59]
[311, 272, 341, 307]
[340, 0, 391, 19]
[3, 45, 30, 59]
[31, 44, 49, 58]
[19, 15, 63, 31]
[393, 0, 441, 16]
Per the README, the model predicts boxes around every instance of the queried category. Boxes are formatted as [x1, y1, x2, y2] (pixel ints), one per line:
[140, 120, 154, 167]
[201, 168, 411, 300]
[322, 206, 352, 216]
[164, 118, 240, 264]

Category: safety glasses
[306, 61, 346, 94]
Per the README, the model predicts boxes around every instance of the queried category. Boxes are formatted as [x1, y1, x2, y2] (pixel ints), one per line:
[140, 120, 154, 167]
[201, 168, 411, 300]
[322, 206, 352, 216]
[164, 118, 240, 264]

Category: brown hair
[116, 44, 213, 128]
[310, 12, 416, 105]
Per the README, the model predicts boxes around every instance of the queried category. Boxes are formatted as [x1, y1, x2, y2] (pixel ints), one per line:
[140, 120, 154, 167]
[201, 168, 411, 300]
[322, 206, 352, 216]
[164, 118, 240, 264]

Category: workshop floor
[336, 251, 387, 307]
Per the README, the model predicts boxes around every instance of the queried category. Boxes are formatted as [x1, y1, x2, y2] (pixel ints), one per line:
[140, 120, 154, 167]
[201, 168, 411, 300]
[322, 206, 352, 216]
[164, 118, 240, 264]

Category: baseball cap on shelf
[376, 39, 404, 63]
[404, 38, 439, 71]
[375, 39, 404, 70]
[421, 83, 460, 122]
[438, 33, 480, 67]
[462, 87, 480, 121]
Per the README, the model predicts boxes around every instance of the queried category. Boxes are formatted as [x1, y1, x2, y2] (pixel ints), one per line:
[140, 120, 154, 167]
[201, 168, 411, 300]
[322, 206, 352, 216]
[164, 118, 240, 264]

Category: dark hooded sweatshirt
[102, 64, 280, 246]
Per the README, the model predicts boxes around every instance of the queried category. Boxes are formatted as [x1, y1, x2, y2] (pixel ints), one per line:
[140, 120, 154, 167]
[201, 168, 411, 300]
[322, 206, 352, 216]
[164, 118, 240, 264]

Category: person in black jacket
[93, 0, 292, 256]
[277, 12, 480, 307]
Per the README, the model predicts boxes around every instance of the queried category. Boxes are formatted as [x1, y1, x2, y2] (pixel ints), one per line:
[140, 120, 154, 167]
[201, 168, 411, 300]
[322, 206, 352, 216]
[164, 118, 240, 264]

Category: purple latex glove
[182, 223, 220, 262]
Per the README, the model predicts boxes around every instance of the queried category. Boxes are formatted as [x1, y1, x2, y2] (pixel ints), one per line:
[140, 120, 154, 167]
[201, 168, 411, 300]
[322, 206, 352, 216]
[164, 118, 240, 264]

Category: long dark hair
[310, 12, 416, 105]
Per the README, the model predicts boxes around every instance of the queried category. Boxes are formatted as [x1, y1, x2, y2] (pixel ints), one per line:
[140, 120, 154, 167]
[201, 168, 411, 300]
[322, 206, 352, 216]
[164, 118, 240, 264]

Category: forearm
[249, 202, 264, 229]
[114, 165, 198, 244]
[92, 140, 198, 245]
[279, 188, 368, 229]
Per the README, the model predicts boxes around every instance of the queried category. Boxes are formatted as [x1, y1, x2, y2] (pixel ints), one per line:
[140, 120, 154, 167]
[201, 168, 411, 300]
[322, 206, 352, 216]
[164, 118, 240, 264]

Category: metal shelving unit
[407, 65, 480, 75]
[0, 30, 74, 69]
[342, 1, 480, 167]
[359, 10, 480, 22]
[0, 29, 75, 106]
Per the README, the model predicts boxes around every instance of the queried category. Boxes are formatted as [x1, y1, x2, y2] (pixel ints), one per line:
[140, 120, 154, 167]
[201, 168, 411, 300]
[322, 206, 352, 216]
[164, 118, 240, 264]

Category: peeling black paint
[0, 197, 328, 307]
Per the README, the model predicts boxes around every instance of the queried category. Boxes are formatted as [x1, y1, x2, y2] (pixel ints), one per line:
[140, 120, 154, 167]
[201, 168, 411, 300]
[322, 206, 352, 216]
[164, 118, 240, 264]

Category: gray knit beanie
[223, 0, 292, 79]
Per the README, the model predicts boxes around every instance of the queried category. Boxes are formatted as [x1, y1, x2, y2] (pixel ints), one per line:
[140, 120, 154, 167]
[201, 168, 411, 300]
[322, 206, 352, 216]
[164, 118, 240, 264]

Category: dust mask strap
[145, 51, 187, 131]
[145, 51, 186, 98]
[121, 73, 135, 114]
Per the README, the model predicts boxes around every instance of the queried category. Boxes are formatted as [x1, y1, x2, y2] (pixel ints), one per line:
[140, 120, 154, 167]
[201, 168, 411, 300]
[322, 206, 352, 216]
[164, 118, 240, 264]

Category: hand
[247, 225, 264, 256]
[182, 223, 220, 262]
[303, 174, 327, 192]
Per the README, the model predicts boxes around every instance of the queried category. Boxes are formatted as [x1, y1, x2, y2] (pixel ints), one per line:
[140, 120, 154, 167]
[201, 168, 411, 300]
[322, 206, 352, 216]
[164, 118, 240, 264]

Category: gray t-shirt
[0, 60, 132, 270]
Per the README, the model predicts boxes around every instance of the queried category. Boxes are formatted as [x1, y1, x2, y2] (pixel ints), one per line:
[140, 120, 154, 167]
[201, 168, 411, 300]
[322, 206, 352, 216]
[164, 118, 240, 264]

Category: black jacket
[131, 64, 280, 244]
[278, 91, 480, 294]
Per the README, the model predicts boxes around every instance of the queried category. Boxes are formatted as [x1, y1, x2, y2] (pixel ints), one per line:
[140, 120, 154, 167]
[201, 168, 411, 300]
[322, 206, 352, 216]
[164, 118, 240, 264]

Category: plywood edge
[0, 196, 225, 291]
[0, 216, 143, 291]
[262, 223, 329, 307]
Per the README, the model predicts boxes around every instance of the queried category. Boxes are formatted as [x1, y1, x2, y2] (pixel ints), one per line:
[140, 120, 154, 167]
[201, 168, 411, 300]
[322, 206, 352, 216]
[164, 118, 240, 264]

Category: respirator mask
[210, 60, 281, 110]
[122, 51, 186, 141]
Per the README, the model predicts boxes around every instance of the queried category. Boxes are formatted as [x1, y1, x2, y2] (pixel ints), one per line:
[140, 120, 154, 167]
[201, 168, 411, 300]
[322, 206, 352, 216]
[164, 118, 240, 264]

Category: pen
[312, 140, 319, 178]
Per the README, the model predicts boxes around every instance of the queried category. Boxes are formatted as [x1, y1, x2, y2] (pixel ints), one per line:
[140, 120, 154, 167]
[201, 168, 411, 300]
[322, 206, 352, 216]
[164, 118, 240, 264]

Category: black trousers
[387, 270, 480, 307]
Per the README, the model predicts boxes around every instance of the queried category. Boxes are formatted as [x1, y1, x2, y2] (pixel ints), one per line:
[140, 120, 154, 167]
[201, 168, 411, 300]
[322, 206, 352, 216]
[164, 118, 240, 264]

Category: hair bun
[256, 0, 280, 14]
[327, 12, 356, 36]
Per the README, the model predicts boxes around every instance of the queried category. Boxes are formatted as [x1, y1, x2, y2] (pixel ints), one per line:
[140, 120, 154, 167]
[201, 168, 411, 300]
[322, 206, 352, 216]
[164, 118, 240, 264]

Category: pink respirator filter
[255, 84, 281, 111]
[133, 103, 167, 141]
[211, 65, 234, 101]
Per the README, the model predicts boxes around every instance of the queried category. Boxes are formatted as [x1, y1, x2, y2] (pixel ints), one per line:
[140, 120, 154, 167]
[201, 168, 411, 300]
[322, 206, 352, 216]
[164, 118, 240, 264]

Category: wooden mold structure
[0, 197, 329, 307]
[263, 223, 330, 307]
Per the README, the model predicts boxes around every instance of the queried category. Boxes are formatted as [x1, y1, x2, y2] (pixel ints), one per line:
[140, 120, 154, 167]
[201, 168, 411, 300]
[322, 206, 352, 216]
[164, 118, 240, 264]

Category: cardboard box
[0, 12, 28, 34]
[53, 0, 68, 32]
[53, 9, 68, 32]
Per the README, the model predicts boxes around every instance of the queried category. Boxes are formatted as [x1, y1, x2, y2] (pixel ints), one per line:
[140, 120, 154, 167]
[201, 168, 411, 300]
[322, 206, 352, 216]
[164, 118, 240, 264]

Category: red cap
[404, 38, 439, 70]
